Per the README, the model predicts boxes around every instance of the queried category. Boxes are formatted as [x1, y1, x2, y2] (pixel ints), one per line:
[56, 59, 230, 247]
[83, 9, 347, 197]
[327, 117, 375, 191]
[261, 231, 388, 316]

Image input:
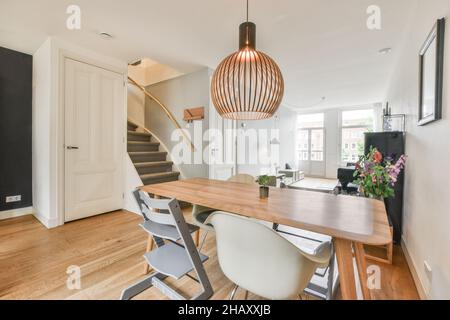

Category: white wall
[32, 37, 127, 228]
[236, 107, 296, 176]
[127, 84, 146, 126]
[145, 68, 211, 179]
[385, 0, 450, 299]
[123, 154, 143, 215]
[128, 59, 184, 87]
[32, 38, 52, 225]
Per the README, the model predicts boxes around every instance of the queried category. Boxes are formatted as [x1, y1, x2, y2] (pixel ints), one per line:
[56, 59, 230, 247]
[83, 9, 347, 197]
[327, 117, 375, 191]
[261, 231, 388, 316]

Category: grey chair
[120, 190, 213, 300]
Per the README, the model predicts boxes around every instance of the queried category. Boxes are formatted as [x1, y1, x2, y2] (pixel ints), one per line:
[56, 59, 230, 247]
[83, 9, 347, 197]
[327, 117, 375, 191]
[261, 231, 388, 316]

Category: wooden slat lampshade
[211, 22, 284, 120]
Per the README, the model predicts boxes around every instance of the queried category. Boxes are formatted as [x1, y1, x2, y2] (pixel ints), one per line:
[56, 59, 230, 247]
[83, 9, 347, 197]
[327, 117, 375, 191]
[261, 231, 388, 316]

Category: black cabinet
[364, 132, 405, 243]
[0, 46, 32, 211]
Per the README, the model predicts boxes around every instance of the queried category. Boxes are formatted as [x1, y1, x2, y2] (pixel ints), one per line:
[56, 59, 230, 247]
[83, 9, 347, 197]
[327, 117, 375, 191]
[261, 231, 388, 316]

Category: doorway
[208, 95, 237, 180]
[64, 58, 124, 222]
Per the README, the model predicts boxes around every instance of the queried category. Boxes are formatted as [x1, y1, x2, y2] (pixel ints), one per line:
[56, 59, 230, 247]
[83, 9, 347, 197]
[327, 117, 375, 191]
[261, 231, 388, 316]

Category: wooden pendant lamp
[211, 1, 284, 120]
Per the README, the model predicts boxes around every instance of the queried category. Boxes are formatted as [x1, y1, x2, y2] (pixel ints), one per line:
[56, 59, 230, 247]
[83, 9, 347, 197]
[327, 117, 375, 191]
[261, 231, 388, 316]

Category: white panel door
[64, 58, 124, 222]
[209, 98, 236, 180]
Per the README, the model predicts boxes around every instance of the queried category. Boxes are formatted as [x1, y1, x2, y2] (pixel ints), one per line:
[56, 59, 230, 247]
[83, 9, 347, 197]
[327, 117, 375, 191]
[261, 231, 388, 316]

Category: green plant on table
[256, 175, 270, 187]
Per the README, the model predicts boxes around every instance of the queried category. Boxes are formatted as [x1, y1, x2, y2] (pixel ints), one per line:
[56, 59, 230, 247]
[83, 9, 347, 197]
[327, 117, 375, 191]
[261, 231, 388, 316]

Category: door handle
[66, 146, 79, 150]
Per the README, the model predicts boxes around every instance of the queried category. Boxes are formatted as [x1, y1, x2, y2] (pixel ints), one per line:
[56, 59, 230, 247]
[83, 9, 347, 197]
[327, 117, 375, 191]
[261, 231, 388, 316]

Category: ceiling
[0, 0, 417, 109]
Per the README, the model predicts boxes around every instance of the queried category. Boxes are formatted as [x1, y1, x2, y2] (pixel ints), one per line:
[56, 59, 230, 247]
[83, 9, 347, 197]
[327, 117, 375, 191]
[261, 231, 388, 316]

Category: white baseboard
[0, 207, 33, 220]
[33, 210, 60, 229]
[401, 238, 428, 300]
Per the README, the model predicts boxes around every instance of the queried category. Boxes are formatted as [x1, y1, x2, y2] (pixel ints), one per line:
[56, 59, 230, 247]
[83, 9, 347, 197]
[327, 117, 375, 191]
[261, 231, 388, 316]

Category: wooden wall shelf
[183, 107, 204, 122]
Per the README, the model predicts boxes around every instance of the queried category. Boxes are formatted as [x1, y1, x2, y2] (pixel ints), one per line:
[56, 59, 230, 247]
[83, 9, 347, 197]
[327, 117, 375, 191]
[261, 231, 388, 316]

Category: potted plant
[256, 175, 270, 199]
[353, 147, 406, 200]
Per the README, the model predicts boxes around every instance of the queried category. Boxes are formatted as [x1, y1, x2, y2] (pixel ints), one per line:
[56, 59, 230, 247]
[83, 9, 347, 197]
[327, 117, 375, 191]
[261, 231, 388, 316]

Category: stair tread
[128, 131, 151, 136]
[134, 161, 173, 168]
[129, 151, 167, 155]
[127, 141, 159, 145]
[140, 172, 180, 180]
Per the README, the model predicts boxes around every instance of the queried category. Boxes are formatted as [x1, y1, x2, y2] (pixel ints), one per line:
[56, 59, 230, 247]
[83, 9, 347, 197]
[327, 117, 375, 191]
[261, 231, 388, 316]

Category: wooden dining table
[141, 178, 392, 300]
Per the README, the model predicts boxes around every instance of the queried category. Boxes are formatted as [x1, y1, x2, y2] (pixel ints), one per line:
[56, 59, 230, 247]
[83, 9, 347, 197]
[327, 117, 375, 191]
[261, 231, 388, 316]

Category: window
[341, 109, 374, 163]
[296, 113, 324, 162]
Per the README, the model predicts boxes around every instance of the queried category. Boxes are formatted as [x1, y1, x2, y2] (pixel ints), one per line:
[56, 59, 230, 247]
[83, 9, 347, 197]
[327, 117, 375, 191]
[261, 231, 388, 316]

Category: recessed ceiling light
[99, 32, 113, 40]
[129, 59, 142, 66]
[379, 47, 392, 55]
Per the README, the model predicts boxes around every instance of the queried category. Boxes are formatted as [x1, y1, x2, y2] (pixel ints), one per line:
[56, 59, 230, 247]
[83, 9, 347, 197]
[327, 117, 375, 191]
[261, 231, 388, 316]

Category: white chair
[227, 174, 257, 185]
[209, 211, 332, 300]
[191, 174, 256, 250]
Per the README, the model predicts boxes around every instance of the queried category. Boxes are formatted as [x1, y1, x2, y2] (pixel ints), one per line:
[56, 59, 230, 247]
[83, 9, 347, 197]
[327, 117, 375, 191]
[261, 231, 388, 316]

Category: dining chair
[227, 173, 257, 184]
[121, 190, 213, 300]
[268, 175, 277, 187]
[133, 189, 201, 274]
[272, 182, 336, 299]
[191, 173, 256, 251]
[209, 211, 332, 300]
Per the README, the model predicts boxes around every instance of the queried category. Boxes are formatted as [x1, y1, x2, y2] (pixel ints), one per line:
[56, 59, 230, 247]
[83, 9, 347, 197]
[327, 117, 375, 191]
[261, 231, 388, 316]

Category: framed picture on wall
[418, 18, 445, 126]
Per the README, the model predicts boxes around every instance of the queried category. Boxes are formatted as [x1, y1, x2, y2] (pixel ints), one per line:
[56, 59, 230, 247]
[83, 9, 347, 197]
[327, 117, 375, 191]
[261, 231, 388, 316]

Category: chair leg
[244, 290, 249, 300]
[326, 245, 336, 300]
[195, 230, 200, 247]
[143, 235, 154, 275]
[229, 284, 239, 300]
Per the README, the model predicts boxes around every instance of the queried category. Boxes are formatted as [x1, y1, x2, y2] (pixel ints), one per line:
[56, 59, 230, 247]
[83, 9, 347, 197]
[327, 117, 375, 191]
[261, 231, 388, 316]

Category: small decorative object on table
[353, 147, 407, 264]
[256, 175, 270, 199]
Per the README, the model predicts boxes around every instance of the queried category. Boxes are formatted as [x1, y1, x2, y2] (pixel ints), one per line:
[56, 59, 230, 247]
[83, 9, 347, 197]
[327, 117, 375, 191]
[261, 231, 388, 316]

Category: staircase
[127, 121, 180, 185]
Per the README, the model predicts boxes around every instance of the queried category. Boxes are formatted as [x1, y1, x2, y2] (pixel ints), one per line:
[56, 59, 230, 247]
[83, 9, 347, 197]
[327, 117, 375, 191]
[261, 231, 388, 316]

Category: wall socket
[5, 195, 22, 203]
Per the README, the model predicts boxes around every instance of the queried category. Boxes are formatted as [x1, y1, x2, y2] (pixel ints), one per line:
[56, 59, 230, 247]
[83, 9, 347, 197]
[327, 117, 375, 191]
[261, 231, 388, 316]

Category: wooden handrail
[127, 76, 195, 151]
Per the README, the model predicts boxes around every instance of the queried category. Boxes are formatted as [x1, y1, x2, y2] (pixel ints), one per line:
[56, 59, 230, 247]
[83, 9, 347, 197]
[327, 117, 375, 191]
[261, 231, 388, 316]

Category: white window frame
[339, 107, 375, 165]
[295, 113, 325, 165]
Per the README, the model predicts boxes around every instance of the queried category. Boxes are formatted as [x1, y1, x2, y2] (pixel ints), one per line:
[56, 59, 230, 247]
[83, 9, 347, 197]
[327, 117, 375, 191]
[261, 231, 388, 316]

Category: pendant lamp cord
[246, 0, 249, 22]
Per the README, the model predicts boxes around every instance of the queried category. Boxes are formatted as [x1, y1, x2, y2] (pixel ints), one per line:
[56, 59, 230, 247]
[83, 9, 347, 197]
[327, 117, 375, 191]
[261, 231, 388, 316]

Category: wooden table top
[141, 178, 391, 245]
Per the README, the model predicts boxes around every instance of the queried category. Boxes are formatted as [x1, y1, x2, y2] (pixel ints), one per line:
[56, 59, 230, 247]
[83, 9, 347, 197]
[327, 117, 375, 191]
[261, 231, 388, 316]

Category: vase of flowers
[256, 175, 270, 199]
[353, 147, 406, 200]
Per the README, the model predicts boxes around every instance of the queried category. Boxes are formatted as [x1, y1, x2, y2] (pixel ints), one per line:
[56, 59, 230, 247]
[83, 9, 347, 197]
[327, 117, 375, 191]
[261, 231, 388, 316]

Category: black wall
[0, 46, 32, 211]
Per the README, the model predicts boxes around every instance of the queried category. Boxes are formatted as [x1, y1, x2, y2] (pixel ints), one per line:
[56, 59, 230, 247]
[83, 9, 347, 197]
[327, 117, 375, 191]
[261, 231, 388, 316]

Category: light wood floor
[0, 210, 419, 300]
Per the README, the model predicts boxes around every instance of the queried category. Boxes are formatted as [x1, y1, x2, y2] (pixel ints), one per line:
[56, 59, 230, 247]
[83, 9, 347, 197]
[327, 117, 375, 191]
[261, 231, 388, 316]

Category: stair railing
[127, 76, 195, 152]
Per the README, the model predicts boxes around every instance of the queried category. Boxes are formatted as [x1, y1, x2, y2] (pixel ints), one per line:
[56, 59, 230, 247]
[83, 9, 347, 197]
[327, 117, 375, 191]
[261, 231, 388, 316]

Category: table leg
[334, 238, 357, 300]
[354, 242, 371, 300]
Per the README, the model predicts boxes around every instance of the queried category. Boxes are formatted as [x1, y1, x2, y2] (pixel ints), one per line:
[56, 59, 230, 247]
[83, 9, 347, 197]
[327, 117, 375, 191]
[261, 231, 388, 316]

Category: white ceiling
[0, 0, 417, 109]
